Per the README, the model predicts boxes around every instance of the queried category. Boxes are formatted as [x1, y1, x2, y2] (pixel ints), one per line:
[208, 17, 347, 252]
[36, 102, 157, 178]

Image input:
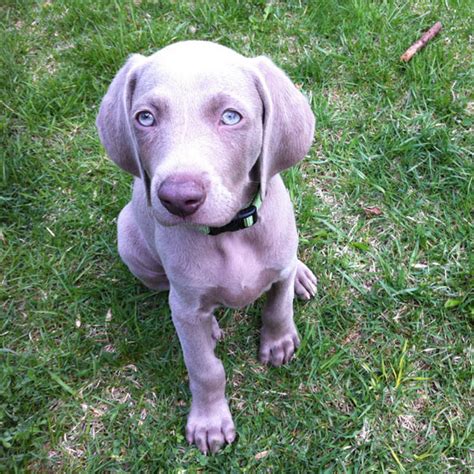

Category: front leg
[260, 266, 300, 367]
[169, 289, 235, 454]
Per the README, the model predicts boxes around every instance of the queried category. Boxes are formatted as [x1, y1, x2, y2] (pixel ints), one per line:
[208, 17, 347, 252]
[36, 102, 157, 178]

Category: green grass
[1, 0, 472, 471]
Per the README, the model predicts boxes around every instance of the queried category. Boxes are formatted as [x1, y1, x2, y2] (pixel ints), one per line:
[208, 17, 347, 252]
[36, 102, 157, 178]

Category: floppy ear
[252, 56, 315, 196]
[96, 54, 146, 177]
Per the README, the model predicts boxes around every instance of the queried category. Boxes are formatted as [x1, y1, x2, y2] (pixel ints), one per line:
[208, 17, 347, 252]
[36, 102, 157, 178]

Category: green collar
[196, 189, 263, 236]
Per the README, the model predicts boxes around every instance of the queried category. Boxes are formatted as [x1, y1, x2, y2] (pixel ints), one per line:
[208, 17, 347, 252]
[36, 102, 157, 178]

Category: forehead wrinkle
[131, 88, 168, 113]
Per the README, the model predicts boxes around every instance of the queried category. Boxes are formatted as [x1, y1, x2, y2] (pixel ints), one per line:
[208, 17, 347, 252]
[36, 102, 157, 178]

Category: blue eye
[221, 109, 242, 125]
[136, 111, 155, 127]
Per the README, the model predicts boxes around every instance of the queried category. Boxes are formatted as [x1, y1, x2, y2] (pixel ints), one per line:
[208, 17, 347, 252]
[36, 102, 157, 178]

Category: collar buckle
[197, 188, 262, 236]
[208, 204, 258, 236]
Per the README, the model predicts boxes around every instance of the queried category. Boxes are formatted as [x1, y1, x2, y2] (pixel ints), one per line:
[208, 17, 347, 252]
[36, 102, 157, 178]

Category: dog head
[97, 41, 314, 227]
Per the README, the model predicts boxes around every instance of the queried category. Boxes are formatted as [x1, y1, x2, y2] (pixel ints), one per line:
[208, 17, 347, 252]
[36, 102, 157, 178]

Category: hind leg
[117, 203, 169, 291]
[294, 260, 317, 300]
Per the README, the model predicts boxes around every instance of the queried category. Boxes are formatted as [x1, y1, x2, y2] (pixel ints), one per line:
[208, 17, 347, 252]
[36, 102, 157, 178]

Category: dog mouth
[150, 178, 258, 230]
[151, 185, 261, 235]
[150, 205, 236, 229]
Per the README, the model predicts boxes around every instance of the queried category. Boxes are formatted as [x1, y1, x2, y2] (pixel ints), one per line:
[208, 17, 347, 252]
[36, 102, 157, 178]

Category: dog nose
[158, 175, 206, 217]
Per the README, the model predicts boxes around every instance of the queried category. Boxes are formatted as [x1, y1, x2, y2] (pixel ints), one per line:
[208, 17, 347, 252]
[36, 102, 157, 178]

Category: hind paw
[294, 260, 317, 300]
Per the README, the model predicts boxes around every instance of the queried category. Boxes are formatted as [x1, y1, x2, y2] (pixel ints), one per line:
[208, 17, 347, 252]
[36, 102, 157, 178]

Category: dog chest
[166, 237, 288, 309]
[206, 265, 281, 309]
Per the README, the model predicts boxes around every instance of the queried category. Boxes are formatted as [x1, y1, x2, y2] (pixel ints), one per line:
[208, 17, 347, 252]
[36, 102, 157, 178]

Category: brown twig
[400, 21, 443, 62]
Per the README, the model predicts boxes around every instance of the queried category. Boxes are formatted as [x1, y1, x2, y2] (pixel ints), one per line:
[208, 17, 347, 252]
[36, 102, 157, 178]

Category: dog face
[97, 41, 314, 227]
[131, 46, 264, 227]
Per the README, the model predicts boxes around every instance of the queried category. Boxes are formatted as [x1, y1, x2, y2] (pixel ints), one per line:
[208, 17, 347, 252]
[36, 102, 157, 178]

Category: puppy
[97, 41, 316, 454]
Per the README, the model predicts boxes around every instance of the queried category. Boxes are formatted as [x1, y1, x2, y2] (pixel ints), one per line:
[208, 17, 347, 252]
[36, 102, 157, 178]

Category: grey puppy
[97, 40, 317, 454]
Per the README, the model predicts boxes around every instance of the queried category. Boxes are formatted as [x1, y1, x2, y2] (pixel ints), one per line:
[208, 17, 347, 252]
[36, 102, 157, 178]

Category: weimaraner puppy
[97, 40, 316, 454]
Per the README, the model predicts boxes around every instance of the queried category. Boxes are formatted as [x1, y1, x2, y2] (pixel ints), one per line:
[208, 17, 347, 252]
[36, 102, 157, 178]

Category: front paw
[186, 401, 236, 454]
[259, 326, 300, 367]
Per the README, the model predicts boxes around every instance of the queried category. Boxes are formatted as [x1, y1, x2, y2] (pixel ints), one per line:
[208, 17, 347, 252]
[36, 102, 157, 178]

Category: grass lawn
[1, 0, 472, 471]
